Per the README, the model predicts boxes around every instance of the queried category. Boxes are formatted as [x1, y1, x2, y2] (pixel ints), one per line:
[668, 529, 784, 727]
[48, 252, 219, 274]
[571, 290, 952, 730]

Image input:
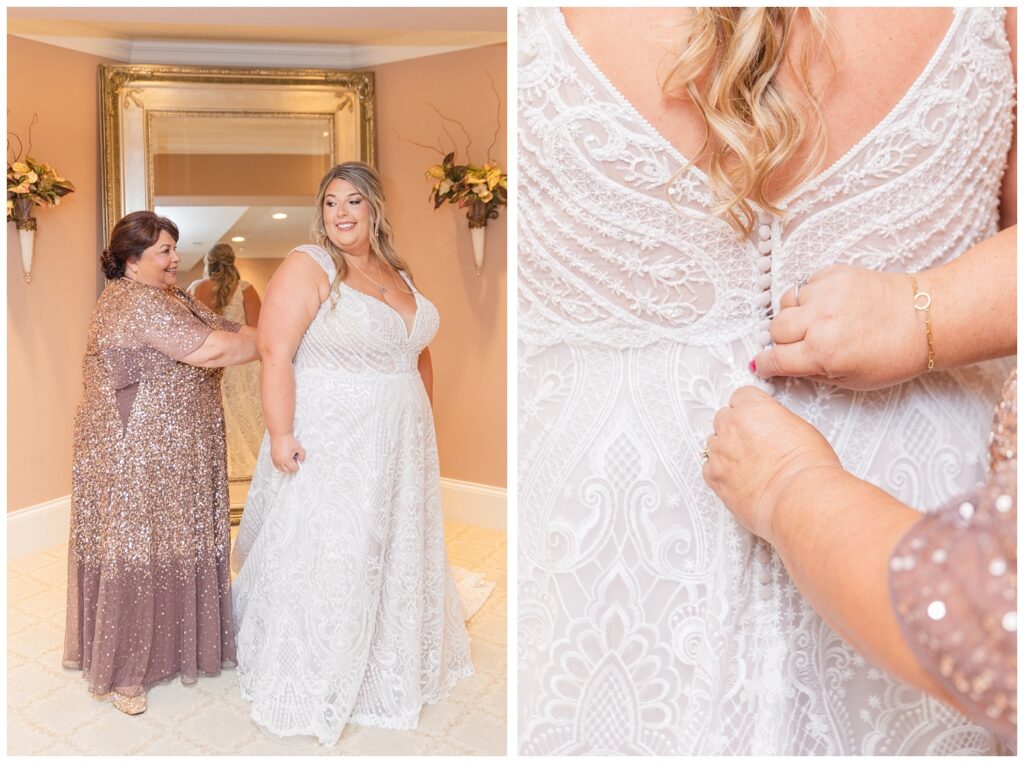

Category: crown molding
[9, 32, 506, 68]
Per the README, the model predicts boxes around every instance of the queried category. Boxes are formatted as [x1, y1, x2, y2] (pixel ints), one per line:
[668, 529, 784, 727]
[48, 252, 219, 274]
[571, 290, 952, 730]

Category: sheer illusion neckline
[553, 7, 962, 211]
[340, 277, 419, 339]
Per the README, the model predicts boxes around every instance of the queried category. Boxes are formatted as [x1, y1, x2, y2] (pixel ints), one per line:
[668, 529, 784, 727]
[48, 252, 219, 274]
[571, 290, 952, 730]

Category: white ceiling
[7, 7, 507, 67]
[156, 202, 313, 267]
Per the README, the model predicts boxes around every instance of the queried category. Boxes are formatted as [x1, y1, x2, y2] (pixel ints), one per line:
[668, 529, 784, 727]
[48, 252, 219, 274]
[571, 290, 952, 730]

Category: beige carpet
[7, 521, 506, 755]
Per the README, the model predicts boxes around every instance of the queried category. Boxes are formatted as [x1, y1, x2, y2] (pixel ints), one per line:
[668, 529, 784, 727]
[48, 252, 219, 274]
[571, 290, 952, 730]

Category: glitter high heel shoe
[111, 691, 147, 715]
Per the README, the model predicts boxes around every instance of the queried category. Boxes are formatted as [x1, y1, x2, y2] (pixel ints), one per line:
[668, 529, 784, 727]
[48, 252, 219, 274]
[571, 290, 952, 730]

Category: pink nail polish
[749, 359, 757, 373]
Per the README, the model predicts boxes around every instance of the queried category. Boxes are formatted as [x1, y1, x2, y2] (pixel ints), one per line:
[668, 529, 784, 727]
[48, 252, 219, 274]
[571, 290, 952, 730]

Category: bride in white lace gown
[232, 162, 473, 746]
[518, 7, 1015, 755]
[187, 244, 265, 480]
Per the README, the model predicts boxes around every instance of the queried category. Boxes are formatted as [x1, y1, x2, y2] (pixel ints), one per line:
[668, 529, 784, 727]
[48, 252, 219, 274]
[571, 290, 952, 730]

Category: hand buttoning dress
[518, 7, 1014, 755]
[231, 244, 473, 745]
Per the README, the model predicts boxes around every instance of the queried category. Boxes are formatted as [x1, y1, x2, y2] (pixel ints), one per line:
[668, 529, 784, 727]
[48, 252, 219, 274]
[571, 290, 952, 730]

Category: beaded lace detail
[518, 7, 1015, 755]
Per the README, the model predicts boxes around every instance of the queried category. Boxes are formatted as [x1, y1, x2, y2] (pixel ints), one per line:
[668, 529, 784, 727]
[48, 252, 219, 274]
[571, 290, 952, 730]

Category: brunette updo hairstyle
[101, 210, 180, 280]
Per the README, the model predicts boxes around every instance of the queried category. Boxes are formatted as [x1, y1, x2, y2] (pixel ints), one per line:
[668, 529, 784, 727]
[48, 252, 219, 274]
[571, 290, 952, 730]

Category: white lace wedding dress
[518, 7, 1014, 755]
[231, 245, 473, 746]
[187, 279, 265, 480]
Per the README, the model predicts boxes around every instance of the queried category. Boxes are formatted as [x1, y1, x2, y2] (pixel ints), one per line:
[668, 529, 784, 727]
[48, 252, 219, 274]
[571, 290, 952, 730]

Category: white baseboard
[440, 478, 506, 531]
[8, 480, 505, 559]
[8, 495, 71, 560]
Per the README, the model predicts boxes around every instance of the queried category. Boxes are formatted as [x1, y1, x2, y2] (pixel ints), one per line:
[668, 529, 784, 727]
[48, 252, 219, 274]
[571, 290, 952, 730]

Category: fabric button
[754, 547, 771, 564]
[757, 274, 772, 291]
[763, 382, 776, 395]
[759, 587, 772, 600]
[757, 291, 772, 307]
[757, 569, 772, 584]
[756, 256, 772, 273]
[756, 331, 772, 346]
[758, 319, 772, 332]
[757, 239, 772, 254]
[759, 224, 771, 239]
[758, 212, 772, 225]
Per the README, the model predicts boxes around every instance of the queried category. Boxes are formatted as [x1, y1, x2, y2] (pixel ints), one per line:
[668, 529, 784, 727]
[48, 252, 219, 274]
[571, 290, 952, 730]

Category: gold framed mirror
[100, 65, 375, 521]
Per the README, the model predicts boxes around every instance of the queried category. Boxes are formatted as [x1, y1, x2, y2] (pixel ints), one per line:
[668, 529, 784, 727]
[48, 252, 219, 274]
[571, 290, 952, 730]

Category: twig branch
[7, 131, 23, 164]
[426, 102, 473, 162]
[392, 127, 445, 155]
[485, 70, 502, 162]
[26, 113, 38, 159]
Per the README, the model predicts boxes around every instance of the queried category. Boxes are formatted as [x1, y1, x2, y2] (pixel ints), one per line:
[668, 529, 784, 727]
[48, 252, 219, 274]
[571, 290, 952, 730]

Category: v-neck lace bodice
[292, 245, 437, 375]
[518, 7, 1014, 756]
[519, 7, 1013, 352]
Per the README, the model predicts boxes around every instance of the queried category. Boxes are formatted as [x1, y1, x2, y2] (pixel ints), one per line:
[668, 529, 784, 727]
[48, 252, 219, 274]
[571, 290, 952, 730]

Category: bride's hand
[270, 433, 306, 473]
[752, 264, 929, 390]
[702, 386, 842, 543]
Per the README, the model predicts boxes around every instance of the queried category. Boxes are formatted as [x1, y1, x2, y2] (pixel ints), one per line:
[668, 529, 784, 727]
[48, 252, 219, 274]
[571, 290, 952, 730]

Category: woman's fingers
[753, 341, 824, 379]
[769, 306, 808, 345]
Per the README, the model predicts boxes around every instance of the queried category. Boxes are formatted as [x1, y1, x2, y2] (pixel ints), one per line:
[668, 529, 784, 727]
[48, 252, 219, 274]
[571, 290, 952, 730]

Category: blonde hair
[205, 243, 240, 313]
[310, 161, 412, 301]
[662, 8, 837, 235]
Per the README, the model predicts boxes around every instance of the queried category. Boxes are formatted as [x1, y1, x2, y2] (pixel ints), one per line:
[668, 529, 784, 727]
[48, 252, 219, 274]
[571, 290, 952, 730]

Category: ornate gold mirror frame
[99, 64, 376, 240]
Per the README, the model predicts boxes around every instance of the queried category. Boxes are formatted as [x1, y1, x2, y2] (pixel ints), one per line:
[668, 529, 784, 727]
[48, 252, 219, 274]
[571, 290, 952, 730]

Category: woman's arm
[258, 251, 327, 472]
[243, 284, 262, 328]
[702, 387, 957, 703]
[418, 347, 434, 406]
[179, 329, 257, 368]
[752, 226, 1016, 389]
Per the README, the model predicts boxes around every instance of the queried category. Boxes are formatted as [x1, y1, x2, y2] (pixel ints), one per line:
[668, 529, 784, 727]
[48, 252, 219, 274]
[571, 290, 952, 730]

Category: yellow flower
[25, 171, 38, 184]
[426, 164, 445, 180]
[472, 184, 493, 203]
[11, 162, 29, 174]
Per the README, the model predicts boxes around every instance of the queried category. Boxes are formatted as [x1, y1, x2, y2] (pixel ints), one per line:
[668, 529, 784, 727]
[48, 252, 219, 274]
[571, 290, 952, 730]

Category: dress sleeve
[888, 374, 1017, 744]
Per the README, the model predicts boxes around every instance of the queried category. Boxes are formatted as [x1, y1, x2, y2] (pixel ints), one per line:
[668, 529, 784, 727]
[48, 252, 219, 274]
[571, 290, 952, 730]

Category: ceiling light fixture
[272, 213, 288, 220]
[231, 236, 245, 242]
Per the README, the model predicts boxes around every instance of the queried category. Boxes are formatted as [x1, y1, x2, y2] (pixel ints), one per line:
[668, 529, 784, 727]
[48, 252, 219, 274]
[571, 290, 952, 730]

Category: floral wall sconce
[427, 153, 506, 275]
[409, 71, 506, 275]
[7, 114, 76, 283]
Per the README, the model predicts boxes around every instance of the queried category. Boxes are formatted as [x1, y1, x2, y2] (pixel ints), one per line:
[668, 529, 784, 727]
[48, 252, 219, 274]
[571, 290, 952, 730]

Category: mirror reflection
[150, 113, 330, 483]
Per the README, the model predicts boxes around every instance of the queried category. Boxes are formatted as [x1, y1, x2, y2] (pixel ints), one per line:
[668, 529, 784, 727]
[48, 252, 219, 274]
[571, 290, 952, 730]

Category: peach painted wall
[7, 36, 112, 511]
[371, 43, 507, 488]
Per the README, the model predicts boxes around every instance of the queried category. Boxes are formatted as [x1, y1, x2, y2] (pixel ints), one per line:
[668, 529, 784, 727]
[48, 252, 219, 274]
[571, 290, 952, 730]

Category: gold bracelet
[908, 275, 934, 372]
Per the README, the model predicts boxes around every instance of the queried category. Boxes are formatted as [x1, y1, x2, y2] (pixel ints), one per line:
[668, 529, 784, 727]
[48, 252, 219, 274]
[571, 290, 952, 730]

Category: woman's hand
[752, 264, 928, 390]
[702, 386, 842, 542]
[270, 433, 306, 473]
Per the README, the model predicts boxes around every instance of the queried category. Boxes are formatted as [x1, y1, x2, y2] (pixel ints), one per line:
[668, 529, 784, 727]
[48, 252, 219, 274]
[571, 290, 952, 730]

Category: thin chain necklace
[344, 253, 412, 295]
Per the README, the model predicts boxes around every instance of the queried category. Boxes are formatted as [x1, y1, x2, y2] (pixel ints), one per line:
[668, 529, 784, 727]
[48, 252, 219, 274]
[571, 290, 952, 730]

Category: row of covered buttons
[753, 212, 776, 396]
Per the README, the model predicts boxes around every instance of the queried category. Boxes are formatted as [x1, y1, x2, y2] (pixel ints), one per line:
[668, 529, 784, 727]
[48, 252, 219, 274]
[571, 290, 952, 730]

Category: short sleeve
[888, 374, 1017, 744]
[130, 288, 215, 361]
[292, 244, 338, 279]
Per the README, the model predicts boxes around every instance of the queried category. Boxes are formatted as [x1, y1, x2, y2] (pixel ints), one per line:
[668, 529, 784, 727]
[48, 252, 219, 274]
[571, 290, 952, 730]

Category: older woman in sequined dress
[63, 211, 258, 715]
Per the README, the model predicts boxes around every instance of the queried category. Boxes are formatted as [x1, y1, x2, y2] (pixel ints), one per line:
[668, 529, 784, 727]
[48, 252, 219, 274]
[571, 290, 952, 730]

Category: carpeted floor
[7, 520, 506, 755]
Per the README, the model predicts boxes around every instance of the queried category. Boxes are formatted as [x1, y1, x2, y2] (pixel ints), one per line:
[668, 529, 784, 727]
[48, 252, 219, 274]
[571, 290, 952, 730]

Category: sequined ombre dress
[890, 369, 1017, 747]
[64, 278, 241, 697]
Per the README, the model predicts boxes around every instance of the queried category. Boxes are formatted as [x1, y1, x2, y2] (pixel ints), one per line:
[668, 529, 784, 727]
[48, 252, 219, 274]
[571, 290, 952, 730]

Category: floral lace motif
[232, 245, 472, 746]
[518, 7, 1015, 755]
